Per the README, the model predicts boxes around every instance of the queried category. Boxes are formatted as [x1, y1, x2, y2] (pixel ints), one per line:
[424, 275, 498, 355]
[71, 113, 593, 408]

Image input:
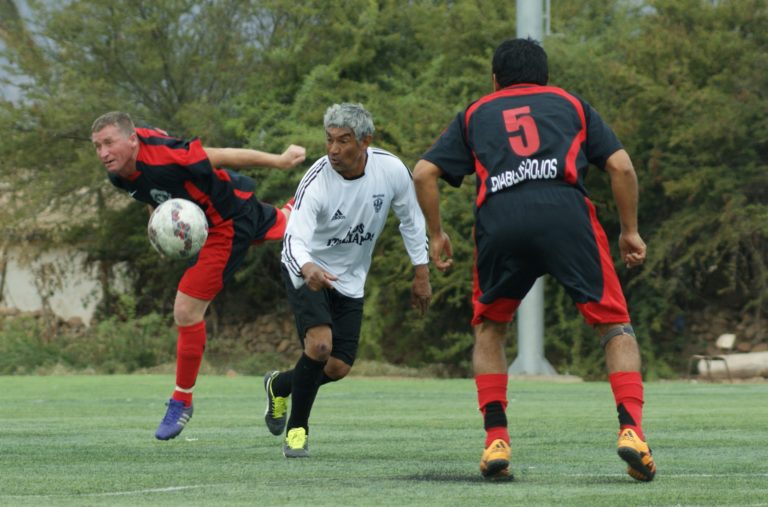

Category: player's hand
[619, 231, 646, 269]
[410, 264, 432, 316]
[280, 144, 307, 169]
[430, 230, 454, 272]
[301, 262, 337, 291]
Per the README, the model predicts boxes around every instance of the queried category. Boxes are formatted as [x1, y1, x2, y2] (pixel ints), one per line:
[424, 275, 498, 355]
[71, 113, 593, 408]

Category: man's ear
[492, 73, 501, 91]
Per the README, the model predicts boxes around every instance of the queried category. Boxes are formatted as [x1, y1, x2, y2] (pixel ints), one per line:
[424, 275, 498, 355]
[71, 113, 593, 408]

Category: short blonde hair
[91, 111, 135, 137]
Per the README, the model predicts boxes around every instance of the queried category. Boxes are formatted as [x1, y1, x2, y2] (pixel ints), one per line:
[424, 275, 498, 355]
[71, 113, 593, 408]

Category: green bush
[0, 312, 176, 375]
[59, 313, 176, 373]
[204, 337, 294, 376]
[0, 317, 61, 374]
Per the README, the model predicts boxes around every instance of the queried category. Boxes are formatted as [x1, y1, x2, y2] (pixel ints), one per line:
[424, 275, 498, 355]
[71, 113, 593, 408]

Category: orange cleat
[479, 438, 512, 480]
[617, 428, 656, 482]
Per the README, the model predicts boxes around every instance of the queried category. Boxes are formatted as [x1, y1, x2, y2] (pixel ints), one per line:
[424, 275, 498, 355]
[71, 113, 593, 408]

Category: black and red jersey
[107, 127, 256, 227]
[422, 84, 622, 209]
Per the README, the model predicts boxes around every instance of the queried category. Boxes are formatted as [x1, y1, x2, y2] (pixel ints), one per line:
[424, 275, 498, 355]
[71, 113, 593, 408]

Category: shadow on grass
[401, 470, 637, 486]
[400, 471, 514, 484]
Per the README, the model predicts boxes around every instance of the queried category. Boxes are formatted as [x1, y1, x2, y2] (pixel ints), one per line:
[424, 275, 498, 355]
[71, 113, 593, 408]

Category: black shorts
[281, 265, 364, 366]
[472, 183, 629, 326]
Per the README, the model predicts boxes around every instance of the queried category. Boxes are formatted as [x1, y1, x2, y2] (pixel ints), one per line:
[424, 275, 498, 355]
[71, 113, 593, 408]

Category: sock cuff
[298, 353, 327, 370]
[172, 390, 193, 406]
[609, 371, 642, 384]
[475, 373, 508, 411]
[475, 373, 508, 388]
[609, 371, 644, 404]
[178, 321, 206, 334]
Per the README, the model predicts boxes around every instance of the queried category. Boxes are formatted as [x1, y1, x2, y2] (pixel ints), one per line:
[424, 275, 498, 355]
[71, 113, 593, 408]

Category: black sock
[272, 370, 337, 397]
[319, 372, 338, 386]
[483, 401, 508, 430]
[271, 370, 293, 397]
[617, 402, 638, 427]
[286, 353, 326, 433]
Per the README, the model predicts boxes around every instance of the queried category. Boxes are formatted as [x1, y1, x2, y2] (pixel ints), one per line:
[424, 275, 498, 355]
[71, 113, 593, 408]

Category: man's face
[325, 127, 371, 178]
[91, 124, 138, 178]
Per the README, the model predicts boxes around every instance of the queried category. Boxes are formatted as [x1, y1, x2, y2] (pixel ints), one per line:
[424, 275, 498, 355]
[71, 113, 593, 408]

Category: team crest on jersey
[150, 189, 173, 205]
[372, 194, 384, 213]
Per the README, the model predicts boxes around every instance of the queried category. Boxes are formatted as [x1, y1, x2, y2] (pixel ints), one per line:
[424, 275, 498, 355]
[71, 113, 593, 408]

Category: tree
[545, 0, 768, 374]
[1, 0, 765, 377]
[0, 0, 295, 318]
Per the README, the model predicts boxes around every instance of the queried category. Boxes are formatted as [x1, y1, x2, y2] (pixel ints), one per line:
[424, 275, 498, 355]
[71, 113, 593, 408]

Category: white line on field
[1, 484, 215, 499]
[83, 484, 211, 496]
[566, 472, 768, 478]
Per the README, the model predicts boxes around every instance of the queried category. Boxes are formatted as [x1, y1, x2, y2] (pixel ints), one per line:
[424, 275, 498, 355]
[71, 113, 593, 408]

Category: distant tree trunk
[752, 236, 766, 342]
[0, 242, 6, 305]
[96, 187, 114, 317]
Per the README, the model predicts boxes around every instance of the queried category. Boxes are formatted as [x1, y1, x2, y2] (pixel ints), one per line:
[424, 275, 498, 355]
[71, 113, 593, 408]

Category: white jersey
[282, 147, 429, 298]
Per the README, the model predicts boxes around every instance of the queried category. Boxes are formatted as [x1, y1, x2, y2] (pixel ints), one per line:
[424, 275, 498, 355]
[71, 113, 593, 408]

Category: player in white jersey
[264, 103, 432, 458]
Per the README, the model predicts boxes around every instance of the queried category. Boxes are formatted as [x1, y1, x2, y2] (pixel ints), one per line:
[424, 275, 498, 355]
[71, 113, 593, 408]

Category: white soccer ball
[147, 198, 208, 259]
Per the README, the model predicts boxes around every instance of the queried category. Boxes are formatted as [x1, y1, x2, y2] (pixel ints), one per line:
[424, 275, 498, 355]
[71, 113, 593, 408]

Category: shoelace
[272, 396, 287, 418]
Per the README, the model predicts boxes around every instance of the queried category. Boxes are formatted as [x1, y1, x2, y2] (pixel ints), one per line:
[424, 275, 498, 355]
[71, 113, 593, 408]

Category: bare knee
[597, 323, 635, 349]
[304, 325, 333, 362]
[475, 319, 508, 346]
[472, 318, 509, 374]
[324, 358, 351, 380]
[305, 342, 332, 362]
[173, 292, 210, 326]
[174, 306, 201, 327]
[597, 323, 642, 372]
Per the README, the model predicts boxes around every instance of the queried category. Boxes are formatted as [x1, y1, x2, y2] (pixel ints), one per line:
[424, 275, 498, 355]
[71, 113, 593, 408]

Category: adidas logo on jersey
[331, 209, 346, 221]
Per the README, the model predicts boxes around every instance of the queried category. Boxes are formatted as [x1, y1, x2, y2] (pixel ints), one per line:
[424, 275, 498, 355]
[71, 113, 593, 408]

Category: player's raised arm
[204, 144, 306, 170]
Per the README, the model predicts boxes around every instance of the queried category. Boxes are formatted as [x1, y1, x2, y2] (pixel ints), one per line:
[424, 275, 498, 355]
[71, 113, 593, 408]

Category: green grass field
[1, 375, 766, 507]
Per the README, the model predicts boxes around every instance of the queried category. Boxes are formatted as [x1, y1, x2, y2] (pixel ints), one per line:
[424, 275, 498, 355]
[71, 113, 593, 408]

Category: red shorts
[178, 203, 286, 301]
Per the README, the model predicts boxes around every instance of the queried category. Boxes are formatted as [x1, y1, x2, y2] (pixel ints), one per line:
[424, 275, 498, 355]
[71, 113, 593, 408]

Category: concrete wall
[1, 247, 121, 326]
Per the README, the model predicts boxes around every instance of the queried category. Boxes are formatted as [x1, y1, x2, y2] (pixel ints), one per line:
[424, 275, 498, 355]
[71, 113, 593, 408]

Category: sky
[1, 0, 34, 102]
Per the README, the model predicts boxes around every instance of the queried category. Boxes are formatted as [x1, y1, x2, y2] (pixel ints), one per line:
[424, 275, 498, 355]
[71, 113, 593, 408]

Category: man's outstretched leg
[601, 324, 656, 482]
[281, 353, 326, 457]
[156, 292, 210, 440]
[279, 325, 333, 457]
[474, 319, 512, 480]
[264, 357, 347, 436]
[264, 370, 290, 436]
[155, 320, 204, 440]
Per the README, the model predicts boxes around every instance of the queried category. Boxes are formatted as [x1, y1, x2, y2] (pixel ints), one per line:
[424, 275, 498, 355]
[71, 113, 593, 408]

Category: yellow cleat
[264, 371, 287, 436]
[283, 427, 309, 458]
[479, 438, 512, 480]
[617, 428, 656, 482]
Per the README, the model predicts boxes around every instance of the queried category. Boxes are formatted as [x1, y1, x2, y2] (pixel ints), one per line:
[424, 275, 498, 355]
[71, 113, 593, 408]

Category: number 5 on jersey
[503, 106, 540, 157]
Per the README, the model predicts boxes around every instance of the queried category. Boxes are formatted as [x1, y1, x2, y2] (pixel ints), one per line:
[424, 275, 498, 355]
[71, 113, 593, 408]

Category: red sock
[475, 373, 509, 446]
[173, 321, 207, 406]
[609, 371, 645, 440]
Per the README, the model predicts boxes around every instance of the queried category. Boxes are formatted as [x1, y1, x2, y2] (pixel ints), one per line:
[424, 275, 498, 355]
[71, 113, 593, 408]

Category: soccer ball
[147, 198, 208, 259]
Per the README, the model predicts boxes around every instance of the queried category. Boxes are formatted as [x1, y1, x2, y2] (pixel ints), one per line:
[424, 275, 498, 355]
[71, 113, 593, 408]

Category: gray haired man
[264, 103, 432, 457]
